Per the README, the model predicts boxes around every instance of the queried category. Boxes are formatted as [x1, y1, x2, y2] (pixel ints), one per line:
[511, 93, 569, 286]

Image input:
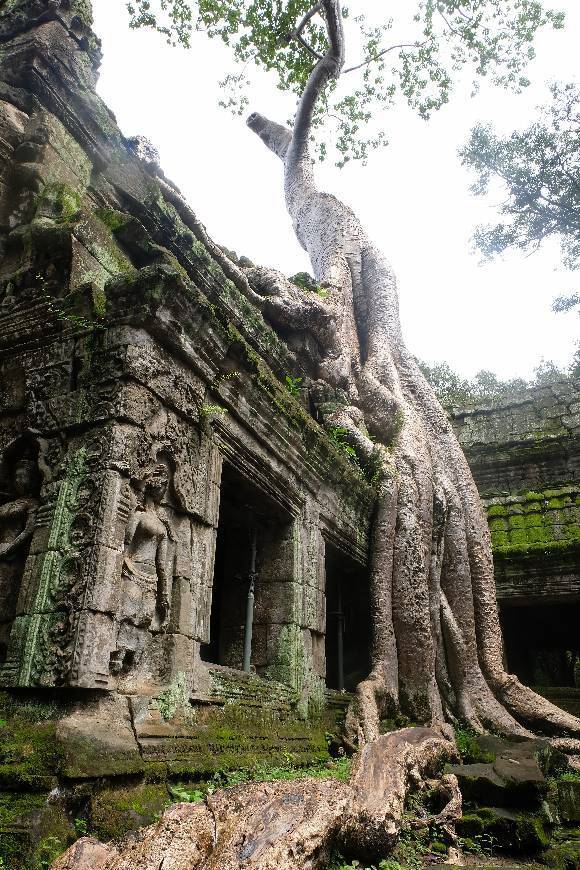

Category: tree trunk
[246, 0, 580, 742]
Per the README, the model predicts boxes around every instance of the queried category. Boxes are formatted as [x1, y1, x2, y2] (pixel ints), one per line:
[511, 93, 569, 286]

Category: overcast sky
[92, 1, 579, 381]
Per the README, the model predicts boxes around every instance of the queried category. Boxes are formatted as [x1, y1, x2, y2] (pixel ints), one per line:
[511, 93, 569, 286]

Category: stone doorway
[324, 542, 370, 692]
[200, 463, 294, 675]
[500, 600, 580, 688]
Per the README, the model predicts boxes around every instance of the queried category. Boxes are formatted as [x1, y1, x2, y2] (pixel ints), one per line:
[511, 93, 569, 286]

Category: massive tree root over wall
[55, 726, 461, 869]
[243, 0, 580, 744]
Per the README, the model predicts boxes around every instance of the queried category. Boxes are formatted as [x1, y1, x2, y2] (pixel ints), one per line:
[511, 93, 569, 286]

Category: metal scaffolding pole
[243, 527, 257, 673]
[337, 582, 344, 691]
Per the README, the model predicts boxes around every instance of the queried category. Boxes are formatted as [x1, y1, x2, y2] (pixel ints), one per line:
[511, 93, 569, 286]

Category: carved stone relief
[110, 456, 178, 681]
[0, 438, 41, 663]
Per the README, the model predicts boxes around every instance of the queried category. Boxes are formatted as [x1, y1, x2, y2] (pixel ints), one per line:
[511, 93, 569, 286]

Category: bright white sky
[92, 0, 579, 380]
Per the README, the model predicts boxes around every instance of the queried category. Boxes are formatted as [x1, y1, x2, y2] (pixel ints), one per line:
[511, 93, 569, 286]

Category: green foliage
[454, 728, 495, 764]
[73, 818, 88, 836]
[462, 82, 580, 270]
[289, 272, 329, 297]
[124, 0, 563, 166]
[35, 835, 65, 870]
[559, 770, 580, 783]
[169, 784, 205, 802]
[167, 754, 352, 809]
[328, 426, 360, 465]
[457, 832, 497, 857]
[326, 858, 404, 870]
[211, 752, 352, 786]
[284, 374, 303, 396]
[391, 827, 429, 870]
[418, 356, 575, 410]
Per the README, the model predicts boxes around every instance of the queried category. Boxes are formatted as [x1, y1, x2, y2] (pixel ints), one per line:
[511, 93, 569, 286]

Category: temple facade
[0, 4, 578, 861]
[0, 2, 579, 865]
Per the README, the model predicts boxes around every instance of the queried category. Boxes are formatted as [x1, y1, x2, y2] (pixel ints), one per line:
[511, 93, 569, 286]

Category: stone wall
[0, 0, 373, 788]
[453, 380, 580, 691]
[0, 3, 375, 862]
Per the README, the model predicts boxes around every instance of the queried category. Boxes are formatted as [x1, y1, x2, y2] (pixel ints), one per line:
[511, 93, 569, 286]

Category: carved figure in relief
[0, 458, 40, 661]
[111, 464, 175, 674]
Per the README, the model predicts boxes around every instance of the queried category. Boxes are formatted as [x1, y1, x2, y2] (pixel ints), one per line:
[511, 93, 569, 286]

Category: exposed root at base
[53, 727, 459, 870]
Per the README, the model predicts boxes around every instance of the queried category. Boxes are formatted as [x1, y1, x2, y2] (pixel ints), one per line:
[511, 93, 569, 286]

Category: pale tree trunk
[246, 0, 580, 742]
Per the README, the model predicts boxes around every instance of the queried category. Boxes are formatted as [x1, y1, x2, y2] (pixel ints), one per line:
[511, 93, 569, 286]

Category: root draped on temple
[241, 0, 580, 744]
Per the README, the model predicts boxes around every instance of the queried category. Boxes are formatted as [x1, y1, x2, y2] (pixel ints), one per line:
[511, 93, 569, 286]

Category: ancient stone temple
[0, 1, 578, 866]
[454, 381, 580, 713]
[0, 0, 375, 803]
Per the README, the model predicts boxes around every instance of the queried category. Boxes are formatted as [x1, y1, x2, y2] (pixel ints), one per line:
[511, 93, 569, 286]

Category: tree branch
[285, 3, 324, 61]
[344, 42, 426, 75]
[437, 9, 460, 35]
[296, 33, 324, 60]
[295, 2, 323, 39]
[288, 0, 345, 163]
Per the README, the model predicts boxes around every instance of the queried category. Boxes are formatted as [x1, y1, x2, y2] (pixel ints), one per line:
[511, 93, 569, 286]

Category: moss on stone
[35, 182, 83, 224]
[457, 806, 550, 854]
[0, 710, 59, 791]
[542, 827, 580, 870]
[486, 484, 580, 558]
[58, 731, 145, 781]
[0, 790, 75, 869]
[94, 208, 131, 234]
[88, 782, 170, 842]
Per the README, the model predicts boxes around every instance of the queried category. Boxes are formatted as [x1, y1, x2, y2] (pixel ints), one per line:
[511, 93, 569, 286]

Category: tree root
[155, 175, 268, 311]
[53, 727, 458, 870]
[339, 725, 459, 860]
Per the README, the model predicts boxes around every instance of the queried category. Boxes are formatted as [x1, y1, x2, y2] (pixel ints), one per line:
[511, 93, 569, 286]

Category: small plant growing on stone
[169, 784, 205, 803]
[328, 426, 360, 467]
[284, 374, 303, 397]
[289, 272, 329, 298]
[200, 403, 228, 423]
[36, 835, 64, 869]
[74, 818, 88, 836]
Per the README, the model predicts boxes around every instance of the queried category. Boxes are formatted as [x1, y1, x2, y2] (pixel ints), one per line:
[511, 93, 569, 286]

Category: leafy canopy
[418, 356, 578, 409]
[461, 82, 580, 270]
[125, 0, 564, 165]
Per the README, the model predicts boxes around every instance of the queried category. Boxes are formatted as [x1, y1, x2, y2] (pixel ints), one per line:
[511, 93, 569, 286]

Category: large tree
[126, 0, 565, 165]
[242, 7, 580, 745]
[128, 0, 580, 741]
[53, 2, 580, 864]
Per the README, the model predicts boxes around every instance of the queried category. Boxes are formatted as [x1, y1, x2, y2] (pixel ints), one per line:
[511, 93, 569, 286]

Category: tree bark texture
[244, 0, 580, 742]
[54, 726, 460, 869]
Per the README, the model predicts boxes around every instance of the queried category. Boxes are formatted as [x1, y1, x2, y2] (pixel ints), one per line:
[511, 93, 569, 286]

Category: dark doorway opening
[324, 542, 371, 691]
[500, 601, 580, 687]
[200, 463, 293, 673]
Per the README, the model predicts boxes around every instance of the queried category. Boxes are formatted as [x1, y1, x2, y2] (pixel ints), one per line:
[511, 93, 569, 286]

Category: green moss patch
[0, 713, 59, 791]
[457, 806, 550, 855]
[542, 827, 580, 870]
[0, 791, 74, 869]
[88, 782, 169, 842]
